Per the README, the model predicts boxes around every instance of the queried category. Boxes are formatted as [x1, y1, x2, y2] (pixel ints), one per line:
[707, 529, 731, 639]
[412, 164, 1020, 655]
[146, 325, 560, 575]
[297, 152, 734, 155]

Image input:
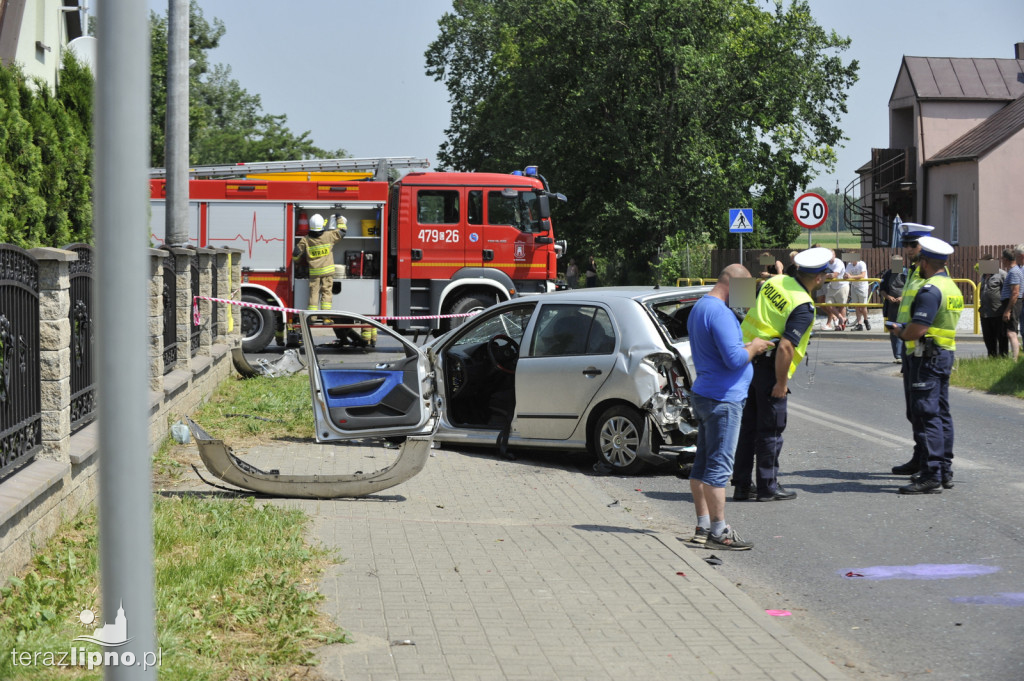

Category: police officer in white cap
[733, 246, 830, 503]
[889, 235, 963, 494]
[889, 222, 936, 476]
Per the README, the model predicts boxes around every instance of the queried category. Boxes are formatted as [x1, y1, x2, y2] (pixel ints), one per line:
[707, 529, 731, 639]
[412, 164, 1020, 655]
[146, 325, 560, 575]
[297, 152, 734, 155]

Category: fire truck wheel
[241, 294, 276, 353]
[446, 293, 496, 330]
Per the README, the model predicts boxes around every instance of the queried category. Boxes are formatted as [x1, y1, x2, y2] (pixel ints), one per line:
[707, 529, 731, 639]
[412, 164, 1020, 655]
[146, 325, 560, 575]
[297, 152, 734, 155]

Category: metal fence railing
[65, 243, 96, 432]
[0, 246, 42, 480]
[162, 260, 178, 373]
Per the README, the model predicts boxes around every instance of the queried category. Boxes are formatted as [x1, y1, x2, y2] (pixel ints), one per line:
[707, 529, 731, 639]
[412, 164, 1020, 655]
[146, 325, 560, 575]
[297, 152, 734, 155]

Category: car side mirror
[538, 194, 551, 220]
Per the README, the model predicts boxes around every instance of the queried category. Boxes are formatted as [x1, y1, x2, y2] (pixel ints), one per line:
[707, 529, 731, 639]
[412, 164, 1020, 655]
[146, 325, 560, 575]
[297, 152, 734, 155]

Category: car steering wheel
[487, 334, 520, 374]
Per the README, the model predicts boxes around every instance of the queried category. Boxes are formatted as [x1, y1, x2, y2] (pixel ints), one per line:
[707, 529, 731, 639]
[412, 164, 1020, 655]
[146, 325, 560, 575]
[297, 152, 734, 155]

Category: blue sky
[143, 0, 1023, 192]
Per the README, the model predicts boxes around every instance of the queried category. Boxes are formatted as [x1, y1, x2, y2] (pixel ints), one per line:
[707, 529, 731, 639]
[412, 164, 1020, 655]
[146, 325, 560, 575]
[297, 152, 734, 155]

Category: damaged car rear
[421, 286, 710, 474]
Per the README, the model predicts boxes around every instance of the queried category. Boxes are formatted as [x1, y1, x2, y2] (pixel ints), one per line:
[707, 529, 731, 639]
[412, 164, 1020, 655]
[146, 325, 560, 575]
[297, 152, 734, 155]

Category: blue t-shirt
[1002, 264, 1023, 300]
[687, 295, 753, 403]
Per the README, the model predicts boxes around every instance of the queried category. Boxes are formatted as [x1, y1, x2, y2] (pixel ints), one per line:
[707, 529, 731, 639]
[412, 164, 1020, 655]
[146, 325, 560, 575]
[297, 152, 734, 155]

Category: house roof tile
[902, 57, 1024, 101]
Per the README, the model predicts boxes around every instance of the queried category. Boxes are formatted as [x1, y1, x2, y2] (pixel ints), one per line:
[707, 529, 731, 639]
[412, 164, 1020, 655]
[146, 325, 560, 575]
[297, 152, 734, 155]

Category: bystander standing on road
[784, 250, 799, 278]
[823, 250, 848, 330]
[758, 251, 784, 279]
[978, 254, 1007, 357]
[846, 255, 870, 330]
[890, 223, 933, 476]
[733, 247, 829, 503]
[879, 257, 908, 361]
[565, 258, 579, 289]
[686, 264, 774, 550]
[585, 255, 598, 288]
[1015, 245, 1024, 344]
[888, 236, 963, 494]
[1000, 248, 1022, 361]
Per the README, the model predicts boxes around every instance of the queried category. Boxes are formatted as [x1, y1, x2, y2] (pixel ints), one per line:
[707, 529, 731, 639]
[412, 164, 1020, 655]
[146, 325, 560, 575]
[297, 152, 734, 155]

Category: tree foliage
[0, 53, 93, 248]
[149, 2, 344, 167]
[426, 0, 858, 283]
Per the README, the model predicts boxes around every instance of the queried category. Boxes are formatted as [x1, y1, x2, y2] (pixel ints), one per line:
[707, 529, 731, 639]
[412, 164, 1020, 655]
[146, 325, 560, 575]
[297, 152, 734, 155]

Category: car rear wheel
[591, 405, 647, 475]
[241, 293, 276, 353]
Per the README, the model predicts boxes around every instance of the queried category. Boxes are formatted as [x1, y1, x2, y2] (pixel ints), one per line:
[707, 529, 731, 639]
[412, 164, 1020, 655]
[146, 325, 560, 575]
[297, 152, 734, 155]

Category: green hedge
[0, 52, 93, 249]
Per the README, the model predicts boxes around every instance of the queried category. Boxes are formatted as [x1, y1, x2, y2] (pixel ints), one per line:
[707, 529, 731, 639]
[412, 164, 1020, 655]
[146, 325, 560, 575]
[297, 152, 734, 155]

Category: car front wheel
[591, 405, 647, 475]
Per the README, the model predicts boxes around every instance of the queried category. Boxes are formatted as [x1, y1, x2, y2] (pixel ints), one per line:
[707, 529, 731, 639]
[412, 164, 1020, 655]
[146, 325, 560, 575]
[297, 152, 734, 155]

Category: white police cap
[900, 222, 934, 241]
[917, 235, 954, 260]
[793, 247, 832, 274]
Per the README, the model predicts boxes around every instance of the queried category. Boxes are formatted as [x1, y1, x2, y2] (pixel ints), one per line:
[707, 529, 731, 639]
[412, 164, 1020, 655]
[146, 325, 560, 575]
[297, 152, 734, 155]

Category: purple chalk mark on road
[839, 564, 1000, 580]
[951, 593, 1024, 606]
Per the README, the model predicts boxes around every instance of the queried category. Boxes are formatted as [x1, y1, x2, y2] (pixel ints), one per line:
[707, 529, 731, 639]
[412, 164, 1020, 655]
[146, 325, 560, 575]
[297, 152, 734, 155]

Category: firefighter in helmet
[293, 213, 346, 313]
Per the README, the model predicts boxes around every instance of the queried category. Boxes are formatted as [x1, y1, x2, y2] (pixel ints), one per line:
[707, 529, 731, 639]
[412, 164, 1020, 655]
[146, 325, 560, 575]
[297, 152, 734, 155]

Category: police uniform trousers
[900, 345, 928, 471]
[733, 357, 787, 496]
[308, 275, 334, 310]
[907, 348, 955, 481]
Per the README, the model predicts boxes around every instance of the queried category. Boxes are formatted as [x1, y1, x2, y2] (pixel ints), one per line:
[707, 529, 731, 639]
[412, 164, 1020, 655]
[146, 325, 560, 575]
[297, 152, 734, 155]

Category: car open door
[301, 311, 437, 441]
[185, 310, 436, 499]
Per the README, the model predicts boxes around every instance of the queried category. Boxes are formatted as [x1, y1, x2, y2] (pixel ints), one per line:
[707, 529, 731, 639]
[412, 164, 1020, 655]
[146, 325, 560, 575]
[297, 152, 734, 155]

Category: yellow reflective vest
[906, 272, 963, 352]
[294, 229, 344, 277]
[896, 265, 923, 324]
[740, 275, 814, 379]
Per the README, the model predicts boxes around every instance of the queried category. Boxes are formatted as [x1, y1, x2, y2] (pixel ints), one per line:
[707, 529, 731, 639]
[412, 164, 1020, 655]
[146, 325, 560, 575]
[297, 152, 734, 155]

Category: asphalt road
[246, 332, 1024, 680]
[594, 337, 1024, 681]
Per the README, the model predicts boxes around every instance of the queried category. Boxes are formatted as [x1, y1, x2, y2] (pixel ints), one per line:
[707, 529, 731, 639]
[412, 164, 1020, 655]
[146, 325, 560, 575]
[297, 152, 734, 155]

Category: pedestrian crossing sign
[729, 208, 753, 233]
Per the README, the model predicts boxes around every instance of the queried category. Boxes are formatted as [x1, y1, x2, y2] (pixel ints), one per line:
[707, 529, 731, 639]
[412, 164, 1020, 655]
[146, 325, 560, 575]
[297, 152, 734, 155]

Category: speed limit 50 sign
[793, 192, 829, 229]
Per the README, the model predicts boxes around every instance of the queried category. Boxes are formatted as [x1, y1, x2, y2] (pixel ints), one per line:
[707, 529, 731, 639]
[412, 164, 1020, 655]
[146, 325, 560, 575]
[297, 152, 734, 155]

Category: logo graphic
[73, 602, 132, 647]
[469, 232, 479, 243]
[514, 243, 525, 259]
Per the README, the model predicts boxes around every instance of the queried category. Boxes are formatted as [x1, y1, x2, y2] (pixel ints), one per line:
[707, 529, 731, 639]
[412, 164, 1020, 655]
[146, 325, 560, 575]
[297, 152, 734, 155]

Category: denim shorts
[690, 393, 746, 488]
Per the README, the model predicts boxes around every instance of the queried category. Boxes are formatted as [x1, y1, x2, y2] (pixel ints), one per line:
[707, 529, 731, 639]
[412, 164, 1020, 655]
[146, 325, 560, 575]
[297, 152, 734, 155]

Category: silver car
[300, 286, 711, 474]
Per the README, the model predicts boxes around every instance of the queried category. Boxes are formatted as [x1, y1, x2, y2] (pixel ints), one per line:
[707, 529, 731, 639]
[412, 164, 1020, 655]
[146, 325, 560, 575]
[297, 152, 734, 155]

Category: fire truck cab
[149, 158, 564, 352]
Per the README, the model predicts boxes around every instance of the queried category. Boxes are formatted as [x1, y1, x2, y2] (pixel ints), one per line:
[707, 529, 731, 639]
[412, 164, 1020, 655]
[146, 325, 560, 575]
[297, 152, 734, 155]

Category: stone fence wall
[0, 245, 243, 583]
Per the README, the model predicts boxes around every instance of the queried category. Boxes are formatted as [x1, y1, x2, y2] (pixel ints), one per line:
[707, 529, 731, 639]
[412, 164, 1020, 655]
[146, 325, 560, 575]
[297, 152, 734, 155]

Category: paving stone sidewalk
[262, 444, 852, 681]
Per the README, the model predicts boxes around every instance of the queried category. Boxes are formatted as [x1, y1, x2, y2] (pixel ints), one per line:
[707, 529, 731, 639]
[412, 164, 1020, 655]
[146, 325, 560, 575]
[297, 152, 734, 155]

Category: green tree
[0, 65, 46, 248]
[56, 51, 94, 244]
[426, 0, 858, 283]
[149, 2, 343, 167]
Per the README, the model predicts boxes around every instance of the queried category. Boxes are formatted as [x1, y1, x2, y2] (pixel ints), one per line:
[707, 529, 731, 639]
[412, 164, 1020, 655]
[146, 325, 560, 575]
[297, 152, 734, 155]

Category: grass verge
[952, 355, 1024, 398]
[0, 496, 347, 680]
[154, 372, 314, 483]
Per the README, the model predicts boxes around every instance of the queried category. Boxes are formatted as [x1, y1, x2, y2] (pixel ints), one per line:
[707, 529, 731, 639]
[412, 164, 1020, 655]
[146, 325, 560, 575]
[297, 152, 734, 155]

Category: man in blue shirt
[686, 264, 774, 550]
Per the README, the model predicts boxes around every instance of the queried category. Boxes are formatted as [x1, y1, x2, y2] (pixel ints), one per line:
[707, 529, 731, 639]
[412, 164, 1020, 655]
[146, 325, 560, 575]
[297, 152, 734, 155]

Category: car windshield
[451, 304, 535, 347]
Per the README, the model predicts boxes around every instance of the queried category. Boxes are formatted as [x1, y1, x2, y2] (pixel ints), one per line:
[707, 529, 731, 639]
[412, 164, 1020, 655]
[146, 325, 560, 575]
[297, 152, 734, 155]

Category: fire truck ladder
[150, 156, 430, 181]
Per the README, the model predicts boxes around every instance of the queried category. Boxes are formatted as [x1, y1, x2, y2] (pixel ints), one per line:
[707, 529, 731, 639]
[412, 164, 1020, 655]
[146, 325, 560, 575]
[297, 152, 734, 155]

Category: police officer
[889, 236, 962, 494]
[732, 247, 830, 502]
[889, 223, 934, 476]
[293, 213, 346, 312]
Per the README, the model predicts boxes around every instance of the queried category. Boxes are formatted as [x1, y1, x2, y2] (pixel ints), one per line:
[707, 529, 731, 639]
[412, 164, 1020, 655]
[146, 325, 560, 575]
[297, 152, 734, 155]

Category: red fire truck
[149, 158, 565, 351]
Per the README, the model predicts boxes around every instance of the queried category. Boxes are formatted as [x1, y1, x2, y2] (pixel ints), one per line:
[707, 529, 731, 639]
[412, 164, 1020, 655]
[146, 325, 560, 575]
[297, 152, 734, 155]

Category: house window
[945, 194, 959, 245]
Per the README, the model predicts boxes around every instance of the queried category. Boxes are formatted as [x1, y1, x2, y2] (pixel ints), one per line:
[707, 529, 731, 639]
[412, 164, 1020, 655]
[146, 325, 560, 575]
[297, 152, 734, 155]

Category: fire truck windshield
[488, 190, 545, 234]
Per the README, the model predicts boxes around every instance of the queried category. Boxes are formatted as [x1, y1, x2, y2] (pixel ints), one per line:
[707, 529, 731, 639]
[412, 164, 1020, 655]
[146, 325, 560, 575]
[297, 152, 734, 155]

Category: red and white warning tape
[191, 295, 476, 322]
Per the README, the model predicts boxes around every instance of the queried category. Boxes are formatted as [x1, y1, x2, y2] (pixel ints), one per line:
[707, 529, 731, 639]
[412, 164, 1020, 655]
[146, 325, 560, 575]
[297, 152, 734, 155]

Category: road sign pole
[739, 233, 743, 267]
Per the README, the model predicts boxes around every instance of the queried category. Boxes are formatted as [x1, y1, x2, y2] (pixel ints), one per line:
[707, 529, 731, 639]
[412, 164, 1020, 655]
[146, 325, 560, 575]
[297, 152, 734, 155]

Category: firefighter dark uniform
[733, 247, 828, 502]
[293, 214, 345, 311]
[890, 222, 934, 476]
[894, 236, 962, 495]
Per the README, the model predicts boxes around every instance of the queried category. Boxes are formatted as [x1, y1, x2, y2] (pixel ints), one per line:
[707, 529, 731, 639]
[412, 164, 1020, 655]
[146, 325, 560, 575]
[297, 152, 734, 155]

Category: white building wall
[926, 163, 978, 246]
[978, 130, 1024, 245]
[12, 0, 69, 92]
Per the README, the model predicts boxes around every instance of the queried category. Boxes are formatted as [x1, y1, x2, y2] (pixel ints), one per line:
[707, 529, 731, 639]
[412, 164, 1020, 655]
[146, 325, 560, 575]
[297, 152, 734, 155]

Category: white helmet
[309, 214, 325, 232]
